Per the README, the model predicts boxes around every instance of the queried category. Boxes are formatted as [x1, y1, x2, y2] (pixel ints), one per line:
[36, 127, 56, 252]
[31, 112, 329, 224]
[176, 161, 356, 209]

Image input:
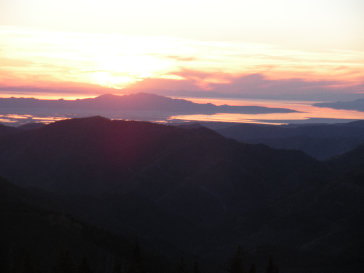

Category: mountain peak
[0, 93, 298, 125]
[95, 93, 122, 100]
[96, 92, 167, 99]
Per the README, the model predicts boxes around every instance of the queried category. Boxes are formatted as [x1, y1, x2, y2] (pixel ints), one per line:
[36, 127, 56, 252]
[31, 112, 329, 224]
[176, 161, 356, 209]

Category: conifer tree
[12, 249, 39, 273]
[248, 264, 256, 273]
[178, 257, 186, 273]
[113, 259, 123, 273]
[230, 246, 243, 273]
[266, 256, 273, 273]
[77, 257, 92, 273]
[23, 253, 38, 273]
[53, 250, 75, 273]
[193, 258, 200, 273]
[128, 241, 145, 273]
[266, 256, 278, 273]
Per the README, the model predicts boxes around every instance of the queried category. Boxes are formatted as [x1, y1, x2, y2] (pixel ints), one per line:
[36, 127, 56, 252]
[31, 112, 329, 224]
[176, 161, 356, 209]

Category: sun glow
[1, 25, 363, 99]
[0, 27, 177, 91]
[89, 72, 133, 89]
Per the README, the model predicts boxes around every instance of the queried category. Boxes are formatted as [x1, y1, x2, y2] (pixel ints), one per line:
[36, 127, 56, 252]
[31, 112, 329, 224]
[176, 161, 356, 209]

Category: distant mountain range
[6, 119, 364, 160]
[0, 116, 363, 272]
[314, 98, 364, 112]
[0, 93, 296, 121]
[0, 123, 19, 136]
[214, 120, 364, 159]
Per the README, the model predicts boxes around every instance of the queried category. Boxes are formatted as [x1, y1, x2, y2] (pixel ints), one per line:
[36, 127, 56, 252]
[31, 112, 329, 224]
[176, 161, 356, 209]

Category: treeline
[1, 242, 152, 273]
[226, 246, 279, 273]
[1, 244, 279, 273]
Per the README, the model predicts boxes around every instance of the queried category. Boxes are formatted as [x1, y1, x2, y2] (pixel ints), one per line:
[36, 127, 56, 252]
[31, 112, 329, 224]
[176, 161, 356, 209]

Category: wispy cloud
[1, 26, 363, 100]
[126, 72, 364, 101]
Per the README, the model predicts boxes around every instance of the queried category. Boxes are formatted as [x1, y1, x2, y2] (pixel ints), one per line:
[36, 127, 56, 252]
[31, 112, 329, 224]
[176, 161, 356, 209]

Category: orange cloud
[124, 71, 364, 101]
[1, 27, 363, 100]
[0, 76, 120, 98]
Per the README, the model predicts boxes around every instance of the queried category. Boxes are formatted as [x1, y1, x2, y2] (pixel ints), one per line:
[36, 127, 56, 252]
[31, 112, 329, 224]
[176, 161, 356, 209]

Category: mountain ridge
[314, 98, 364, 111]
[0, 116, 363, 272]
[0, 93, 297, 122]
[216, 120, 364, 159]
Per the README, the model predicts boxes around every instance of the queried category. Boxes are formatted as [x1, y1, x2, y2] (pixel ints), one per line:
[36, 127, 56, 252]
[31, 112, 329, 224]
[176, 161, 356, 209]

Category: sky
[0, 0, 363, 100]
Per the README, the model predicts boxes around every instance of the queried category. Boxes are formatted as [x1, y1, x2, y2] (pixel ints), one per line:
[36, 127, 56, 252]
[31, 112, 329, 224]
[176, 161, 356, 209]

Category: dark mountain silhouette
[329, 142, 364, 175]
[215, 120, 364, 159]
[314, 98, 364, 111]
[17, 122, 46, 130]
[0, 116, 321, 196]
[0, 176, 173, 273]
[0, 117, 363, 272]
[245, 164, 364, 273]
[0, 123, 19, 136]
[0, 93, 296, 121]
[0, 122, 45, 133]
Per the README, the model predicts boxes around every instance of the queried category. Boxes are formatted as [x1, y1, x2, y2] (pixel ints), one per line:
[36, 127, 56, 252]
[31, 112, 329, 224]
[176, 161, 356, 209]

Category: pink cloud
[0, 78, 119, 96]
[125, 71, 364, 100]
[1, 68, 363, 101]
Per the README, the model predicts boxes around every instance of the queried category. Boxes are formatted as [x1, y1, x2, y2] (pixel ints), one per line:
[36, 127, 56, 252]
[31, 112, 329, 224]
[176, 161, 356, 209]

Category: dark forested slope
[0, 117, 363, 272]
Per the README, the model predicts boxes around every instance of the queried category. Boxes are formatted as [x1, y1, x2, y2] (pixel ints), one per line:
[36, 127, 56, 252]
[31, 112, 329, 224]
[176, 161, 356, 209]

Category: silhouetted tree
[266, 256, 278, 273]
[77, 257, 92, 273]
[113, 259, 123, 273]
[193, 258, 200, 273]
[23, 254, 38, 273]
[128, 241, 145, 273]
[266, 257, 274, 273]
[248, 264, 256, 273]
[177, 257, 186, 273]
[0, 254, 7, 273]
[11, 249, 39, 273]
[53, 251, 75, 273]
[229, 246, 243, 273]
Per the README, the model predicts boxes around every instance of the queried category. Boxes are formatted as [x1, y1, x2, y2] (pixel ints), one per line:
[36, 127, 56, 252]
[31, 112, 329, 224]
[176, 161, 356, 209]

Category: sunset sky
[1, 0, 363, 100]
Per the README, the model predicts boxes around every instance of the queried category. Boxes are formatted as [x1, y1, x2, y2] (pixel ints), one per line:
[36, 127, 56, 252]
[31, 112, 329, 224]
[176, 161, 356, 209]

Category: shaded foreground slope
[0, 117, 363, 272]
[0, 176, 171, 273]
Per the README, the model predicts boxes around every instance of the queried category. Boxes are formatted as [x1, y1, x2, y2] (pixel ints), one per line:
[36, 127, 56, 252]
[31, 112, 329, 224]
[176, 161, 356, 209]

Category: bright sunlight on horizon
[0, 0, 363, 101]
